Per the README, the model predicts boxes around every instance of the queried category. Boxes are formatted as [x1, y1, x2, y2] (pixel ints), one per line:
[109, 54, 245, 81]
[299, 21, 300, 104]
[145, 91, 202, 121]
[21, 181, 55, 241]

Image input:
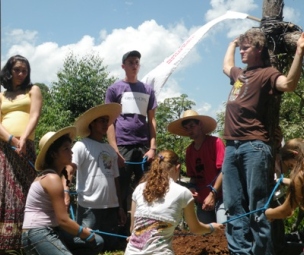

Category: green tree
[52, 52, 116, 122]
[279, 68, 304, 141]
[35, 52, 117, 143]
[156, 94, 195, 174]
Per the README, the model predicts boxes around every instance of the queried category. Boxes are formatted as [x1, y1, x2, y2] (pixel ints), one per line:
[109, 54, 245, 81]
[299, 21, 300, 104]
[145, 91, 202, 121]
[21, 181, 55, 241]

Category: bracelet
[208, 185, 218, 196]
[64, 190, 70, 193]
[203, 223, 215, 236]
[85, 232, 95, 242]
[8, 135, 13, 144]
[150, 148, 157, 151]
[77, 226, 83, 237]
[209, 223, 214, 234]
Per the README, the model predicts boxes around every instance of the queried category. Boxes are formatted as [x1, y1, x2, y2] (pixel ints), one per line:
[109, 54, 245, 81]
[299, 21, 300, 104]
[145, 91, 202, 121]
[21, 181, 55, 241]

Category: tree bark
[260, 0, 302, 178]
[262, 0, 283, 20]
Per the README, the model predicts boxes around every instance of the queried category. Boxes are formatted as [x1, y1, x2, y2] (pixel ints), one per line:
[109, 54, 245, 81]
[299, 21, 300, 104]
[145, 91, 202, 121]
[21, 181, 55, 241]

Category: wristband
[150, 148, 157, 151]
[8, 135, 13, 145]
[207, 185, 217, 196]
[64, 190, 70, 193]
[203, 223, 215, 236]
[77, 226, 83, 237]
[209, 223, 214, 234]
[85, 232, 95, 242]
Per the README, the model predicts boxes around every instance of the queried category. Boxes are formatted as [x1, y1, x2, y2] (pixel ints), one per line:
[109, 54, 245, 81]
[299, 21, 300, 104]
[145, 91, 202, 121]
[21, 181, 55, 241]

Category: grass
[101, 251, 124, 255]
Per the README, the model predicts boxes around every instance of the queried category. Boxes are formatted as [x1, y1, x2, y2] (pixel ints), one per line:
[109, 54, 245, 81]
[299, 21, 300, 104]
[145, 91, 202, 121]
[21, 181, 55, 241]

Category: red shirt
[186, 135, 225, 203]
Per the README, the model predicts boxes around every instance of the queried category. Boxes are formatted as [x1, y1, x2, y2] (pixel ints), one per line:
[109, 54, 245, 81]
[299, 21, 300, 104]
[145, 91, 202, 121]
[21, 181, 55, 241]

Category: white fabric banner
[141, 11, 249, 96]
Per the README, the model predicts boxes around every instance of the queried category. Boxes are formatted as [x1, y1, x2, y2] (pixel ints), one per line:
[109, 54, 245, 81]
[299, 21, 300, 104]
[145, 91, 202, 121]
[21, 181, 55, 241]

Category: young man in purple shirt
[105, 50, 157, 234]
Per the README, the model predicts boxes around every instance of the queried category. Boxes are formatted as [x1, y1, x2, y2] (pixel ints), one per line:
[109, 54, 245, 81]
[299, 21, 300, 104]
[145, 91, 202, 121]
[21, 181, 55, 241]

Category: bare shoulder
[29, 84, 42, 95]
[40, 173, 63, 192]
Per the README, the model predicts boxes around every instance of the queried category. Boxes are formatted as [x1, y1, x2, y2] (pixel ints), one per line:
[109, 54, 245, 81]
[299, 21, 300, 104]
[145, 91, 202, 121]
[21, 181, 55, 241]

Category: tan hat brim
[74, 103, 121, 137]
[167, 115, 217, 136]
[35, 126, 76, 171]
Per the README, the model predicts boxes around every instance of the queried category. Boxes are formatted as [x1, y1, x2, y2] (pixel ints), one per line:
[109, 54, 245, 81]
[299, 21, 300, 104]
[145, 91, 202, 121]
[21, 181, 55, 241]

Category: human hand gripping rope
[67, 157, 149, 240]
[11, 145, 36, 169]
[124, 156, 148, 172]
[9, 144, 131, 240]
[221, 174, 284, 225]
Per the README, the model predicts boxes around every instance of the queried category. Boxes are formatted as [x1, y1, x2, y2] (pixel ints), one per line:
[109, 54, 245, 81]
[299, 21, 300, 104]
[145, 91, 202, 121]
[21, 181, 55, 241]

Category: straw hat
[74, 103, 121, 138]
[35, 126, 76, 171]
[167, 110, 217, 136]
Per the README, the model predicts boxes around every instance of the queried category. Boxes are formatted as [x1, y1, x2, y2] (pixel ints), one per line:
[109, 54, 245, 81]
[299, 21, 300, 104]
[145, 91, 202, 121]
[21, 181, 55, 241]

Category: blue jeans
[222, 140, 274, 255]
[21, 227, 103, 255]
[196, 199, 226, 224]
[77, 205, 119, 251]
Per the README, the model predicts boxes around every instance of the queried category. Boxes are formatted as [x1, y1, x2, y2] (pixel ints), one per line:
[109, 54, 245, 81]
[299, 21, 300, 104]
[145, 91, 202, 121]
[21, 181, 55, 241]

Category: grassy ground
[101, 251, 124, 255]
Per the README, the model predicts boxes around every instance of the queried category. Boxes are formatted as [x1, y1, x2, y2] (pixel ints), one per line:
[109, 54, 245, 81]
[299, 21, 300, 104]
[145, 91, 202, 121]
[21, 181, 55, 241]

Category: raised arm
[223, 39, 239, 77]
[276, 33, 304, 92]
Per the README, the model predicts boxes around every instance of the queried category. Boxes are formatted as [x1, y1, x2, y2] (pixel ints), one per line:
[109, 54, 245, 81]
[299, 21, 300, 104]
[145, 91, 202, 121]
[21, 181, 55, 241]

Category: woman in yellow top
[0, 55, 42, 253]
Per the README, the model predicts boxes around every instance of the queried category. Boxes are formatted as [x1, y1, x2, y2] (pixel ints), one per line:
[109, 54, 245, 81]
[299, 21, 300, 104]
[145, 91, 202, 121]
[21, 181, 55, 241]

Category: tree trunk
[260, 0, 302, 177]
[262, 0, 283, 20]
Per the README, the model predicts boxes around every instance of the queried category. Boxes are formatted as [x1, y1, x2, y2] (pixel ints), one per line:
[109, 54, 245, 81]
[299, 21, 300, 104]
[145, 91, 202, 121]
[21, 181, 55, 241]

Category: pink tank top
[23, 175, 58, 228]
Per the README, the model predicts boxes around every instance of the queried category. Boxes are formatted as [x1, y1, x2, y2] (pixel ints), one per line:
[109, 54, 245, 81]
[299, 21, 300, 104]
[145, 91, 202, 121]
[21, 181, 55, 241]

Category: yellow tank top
[1, 91, 35, 140]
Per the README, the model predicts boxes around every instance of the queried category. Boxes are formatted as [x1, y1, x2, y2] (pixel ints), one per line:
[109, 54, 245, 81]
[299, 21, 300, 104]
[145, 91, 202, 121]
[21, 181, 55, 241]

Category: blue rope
[125, 156, 148, 172]
[69, 204, 76, 221]
[11, 146, 36, 169]
[67, 192, 128, 239]
[221, 174, 284, 224]
[92, 230, 128, 239]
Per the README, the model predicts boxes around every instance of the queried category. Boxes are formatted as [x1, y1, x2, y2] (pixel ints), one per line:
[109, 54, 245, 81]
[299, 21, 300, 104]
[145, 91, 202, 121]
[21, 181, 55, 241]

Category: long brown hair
[0, 55, 32, 91]
[280, 138, 304, 209]
[141, 150, 179, 203]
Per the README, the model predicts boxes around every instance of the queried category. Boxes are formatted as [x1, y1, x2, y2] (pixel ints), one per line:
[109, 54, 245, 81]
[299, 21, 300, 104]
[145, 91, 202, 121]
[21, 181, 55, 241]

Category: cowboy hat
[167, 109, 217, 136]
[35, 126, 76, 171]
[74, 103, 121, 138]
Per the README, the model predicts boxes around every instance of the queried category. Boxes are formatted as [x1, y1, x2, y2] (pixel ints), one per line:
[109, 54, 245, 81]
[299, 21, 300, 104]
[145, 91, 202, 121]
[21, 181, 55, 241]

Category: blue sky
[1, 0, 303, 119]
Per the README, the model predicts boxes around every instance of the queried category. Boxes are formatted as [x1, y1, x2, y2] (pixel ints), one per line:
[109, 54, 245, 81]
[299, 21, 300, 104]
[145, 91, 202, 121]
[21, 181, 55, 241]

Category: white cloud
[2, 19, 200, 98]
[203, 0, 260, 41]
[205, 0, 258, 21]
[195, 101, 212, 115]
[157, 79, 183, 103]
[4, 29, 38, 46]
[283, 6, 301, 25]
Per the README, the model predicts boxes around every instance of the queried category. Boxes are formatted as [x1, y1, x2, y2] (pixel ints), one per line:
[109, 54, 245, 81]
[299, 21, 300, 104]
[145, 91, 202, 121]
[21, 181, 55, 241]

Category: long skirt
[0, 140, 37, 251]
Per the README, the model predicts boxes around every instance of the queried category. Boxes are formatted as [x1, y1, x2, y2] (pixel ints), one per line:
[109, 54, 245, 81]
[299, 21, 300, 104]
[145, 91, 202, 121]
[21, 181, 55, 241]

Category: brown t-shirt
[223, 66, 282, 142]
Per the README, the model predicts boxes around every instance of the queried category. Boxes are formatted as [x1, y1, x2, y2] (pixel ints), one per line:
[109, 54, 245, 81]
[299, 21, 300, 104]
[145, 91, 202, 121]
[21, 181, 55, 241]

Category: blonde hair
[141, 150, 179, 203]
[280, 138, 304, 209]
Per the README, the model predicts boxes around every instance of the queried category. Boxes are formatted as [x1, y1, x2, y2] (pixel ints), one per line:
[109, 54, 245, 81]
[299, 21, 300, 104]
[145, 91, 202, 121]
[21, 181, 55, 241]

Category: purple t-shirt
[105, 80, 157, 146]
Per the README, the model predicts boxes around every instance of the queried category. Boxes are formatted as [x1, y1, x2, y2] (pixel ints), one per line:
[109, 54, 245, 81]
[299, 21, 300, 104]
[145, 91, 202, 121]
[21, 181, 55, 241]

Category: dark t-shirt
[223, 66, 282, 141]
